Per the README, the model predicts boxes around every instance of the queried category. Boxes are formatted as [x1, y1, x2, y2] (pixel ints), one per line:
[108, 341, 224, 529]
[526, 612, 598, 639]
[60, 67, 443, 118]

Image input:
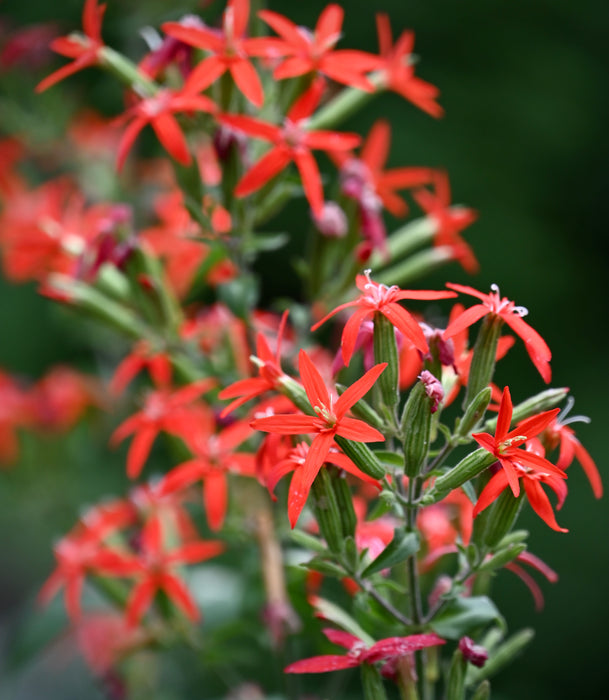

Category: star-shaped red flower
[250, 349, 386, 527]
[311, 270, 456, 366]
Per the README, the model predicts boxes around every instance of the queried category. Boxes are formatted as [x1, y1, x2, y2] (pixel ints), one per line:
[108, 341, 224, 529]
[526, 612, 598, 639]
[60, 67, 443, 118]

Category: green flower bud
[331, 470, 357, 539]
[374, 312, 400, 410]
[481, 488, 525, 551]
[335, 436, 386, 480]
[311, 469, 344, 554]
[361, 663, 389, 700]
[463, 314, 503, 410]
[422, 449, 497, 504]
[401, 373, 442, 478]
[470, 680, 491, 700]
[456, 387, 492, 438]
[446, 648, 467, 700]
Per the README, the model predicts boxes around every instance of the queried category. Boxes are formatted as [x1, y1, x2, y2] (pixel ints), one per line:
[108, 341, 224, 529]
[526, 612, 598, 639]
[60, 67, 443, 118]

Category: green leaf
[374, 450, 404, 469]
[304, 556, 346, 578]
[242, 232, 289, 254]
[311, 596, 374, 646]
[361, 528, 420, 577]
[430, 596, 505, 640]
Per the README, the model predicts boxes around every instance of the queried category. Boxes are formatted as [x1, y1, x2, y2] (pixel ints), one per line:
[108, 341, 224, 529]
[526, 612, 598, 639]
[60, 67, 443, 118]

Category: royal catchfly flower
[443, 282, 552, 382]
[36, 0, 106, 93]
[311, 270, 456, 366]
[250, 349, 386, 527]
[220, 78, 361, 215]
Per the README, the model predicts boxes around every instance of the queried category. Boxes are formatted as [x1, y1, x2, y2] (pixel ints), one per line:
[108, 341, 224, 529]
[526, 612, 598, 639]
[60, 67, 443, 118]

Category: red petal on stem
[38, 570, 64, 607]
[445, 282, 490, 302]
[152, 113, 191, 165]
[231, 0, 251, 38]
[305, 131, 361, 152]
[184, 55, 226, 94]
[36, 56, 96, 93]
[109, 355, 144, 396]
[573, 439, 603, 498]
[220, 113, 280, 142]
[258, 10, 307, 49]
[506, 562, 546, 611]
[473, 470, 509, 517]
[340, 306, 373, 366]
[315, 4, 344, 48]
[167, 541, 225, 565]
[160, 460, 208, 494]
[160, 573, 200, 620]
[288, 78, 325, 123]
[523, 479, 568, 532]
[365, 633, 445, 662]
[298, 349, 331, 410]
[337, 416, 385, 442]
[293, 149, 324, 215]
[126, 426, 158, 479]
[394, 289, 456, 301]
[501, 313, 552, 383]
[310, 300, 359, 332]
[230, 58, 264, 107]
[361, 120, 390, 171]
[335, 363, 386, 417]
[471, 432, 497, 454]
[499, 458, 521, 497]
[511, 408, 560, 443]
[381, 303, 428, 353]
[110, 414, 142, 446]
[251, 414, 319, 435]
[517, 551, 559, 583]
[286, 466, 310, 528]
[323, 627, 361, 649]
[442, 304, 489, 340]
[126, 579, 157, 627]
[161, 23, 224, 52]
[274, 56, 314, 80]
[284, 654, 360, 673]
[65, 577, 84, 621]
[235, 148, 291, 197]
[116, 117, 146, 172]
[203, 474, 228, 531]
[496, 387, 513, 441]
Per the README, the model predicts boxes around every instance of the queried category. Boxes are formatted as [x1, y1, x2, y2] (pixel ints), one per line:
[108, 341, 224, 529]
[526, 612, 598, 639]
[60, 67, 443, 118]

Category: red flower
[218, 311, 290, 417]
[258, 4, 380, 91]
[110, 341, 172, 397]
[115, 88, 217, 170]
[284, 627, 445, 674]
[251, 350, 386, 527]
[221, 79, 360, 215]
[373, 13, 443, 118]
[413, 171, 479, 273]
[539, 406, 602, 499]
[311, 270, 456, 366]
[36, 0, 106, 93]
[472, 386, 565, 499]
[474, 437, 568, 532]
[159, 417, 256, 531]
[335, 119, 434, 218]
[504, 551, 558, 611]
[110, 378, 216, 479]
[119, 518, 224, 627]
[443, 282, 552, 382]
[162, 0, 279, 107]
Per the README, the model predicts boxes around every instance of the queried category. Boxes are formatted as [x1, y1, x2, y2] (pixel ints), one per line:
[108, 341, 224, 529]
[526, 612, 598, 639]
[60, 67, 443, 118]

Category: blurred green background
[0, 0, 607, 698]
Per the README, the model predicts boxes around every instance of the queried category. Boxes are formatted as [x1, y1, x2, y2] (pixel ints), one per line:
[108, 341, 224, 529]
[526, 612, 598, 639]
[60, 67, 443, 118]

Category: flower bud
[421, 449, 497, 505]
[463, 314, 503, 409]
[312, 201, 348, 238]
[360, 663, 389, 700]
[401, 372, 442, 478]
[458, 636, 488, 667]
[331, 469, 357, 538]
[469, 629, 534, 683]
[446, 646, 467, 700]
[334, 436, 386, 480]
[480, 488, 525, 550]
[374, 312, 400, 410]
[311, 469, 344, 554]
[471, 680, 491, 700]
[456, 387, 492, 438]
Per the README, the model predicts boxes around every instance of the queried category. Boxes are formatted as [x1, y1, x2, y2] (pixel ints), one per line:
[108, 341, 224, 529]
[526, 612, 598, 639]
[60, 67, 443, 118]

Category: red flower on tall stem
[36, 0, 106, 93]
[258, 4, 380, 91]
[115, 89, 217, 170]
[160, 417, 256, 531]
[251, 350, 386, 527]
[443, 282, 552, 382]
[162, 0, 281, 107]
[473, 436, 568, 532]
[311, 270, 456, 366]
[413, 171, 479, 273]
[110, 378, 216, 479]
[119, 518, 224, 627]
[220, 79, 360, 215]
[284, 627, 445, 674]
[218, 311, 290, 417]
[373, 13, 443, 118]
[471, 386, 565, 499]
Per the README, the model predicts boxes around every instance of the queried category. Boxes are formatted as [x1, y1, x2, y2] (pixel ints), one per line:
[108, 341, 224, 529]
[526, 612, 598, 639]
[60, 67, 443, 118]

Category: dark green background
[0, 0, 607, 698]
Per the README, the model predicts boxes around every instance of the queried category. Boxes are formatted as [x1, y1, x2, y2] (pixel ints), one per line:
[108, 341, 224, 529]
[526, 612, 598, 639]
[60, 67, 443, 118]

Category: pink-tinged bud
[340, 158, 371, 200]
[428, 574, 452, 609]
[458, 636, 488, 668]
[359, 202, 388, 257]
[262, 600, 301, 649]
[312, 201, 348, 238]
[422, 325, 456, 367]
[213, 124, 248, 164]
[419, 370, 444, 413]
[355, 240, 373, 263]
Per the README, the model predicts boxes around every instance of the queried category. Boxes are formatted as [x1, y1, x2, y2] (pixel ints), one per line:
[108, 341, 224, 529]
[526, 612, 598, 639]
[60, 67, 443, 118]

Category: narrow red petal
[335, 363, 387, 417]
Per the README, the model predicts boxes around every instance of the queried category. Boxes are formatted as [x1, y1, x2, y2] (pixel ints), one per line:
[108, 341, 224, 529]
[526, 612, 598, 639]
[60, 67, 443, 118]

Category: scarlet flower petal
[334, 362, 387, 417]
[151, 113, 191, 165]
[203, 474, 228, 531]
[284, 654, 360, 673]
[298, 349, 331, 410]
[336, 416, 385, 442]
[340, 306, 374, 366]
[235, 147, 292, 197]
[126, 426, 158, 479]
[365, 633, 446, 662]
[159, 572, 200, 620]
[473, 470, 509, 518]
[258, 10, 308, 49]
[501, 313, 552, 383]
[160, 460, 209, 495]
[184, 54, 226, 94]
[573, 439, 603, 498]
[293, 149, 324, 215]
[116, 117, 146, 172]
[166, 540, 225, 565]
[523, 479, 568, 533]
[230, 58, 264, 108]
[442, 304, 489, 340]
[126, 579, 157, 628]
[381, 303, 428, 353]
[251, 414, 319, 435]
